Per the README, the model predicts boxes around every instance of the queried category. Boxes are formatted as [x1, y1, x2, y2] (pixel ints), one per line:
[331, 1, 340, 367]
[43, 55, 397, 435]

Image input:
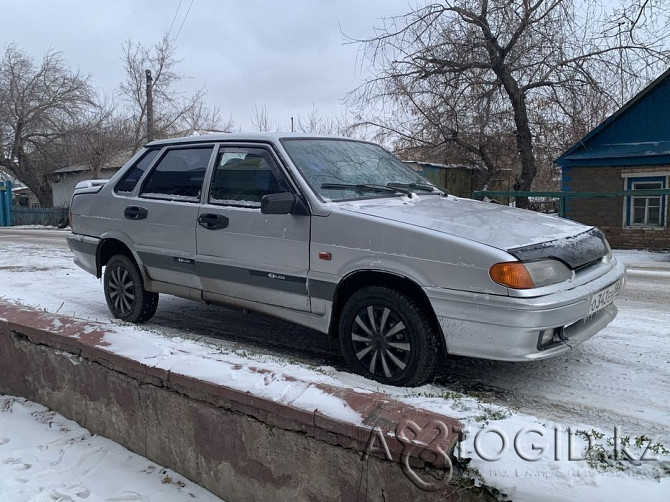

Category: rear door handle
[124, 206, 148, 220]
[198, 213, 229, 230]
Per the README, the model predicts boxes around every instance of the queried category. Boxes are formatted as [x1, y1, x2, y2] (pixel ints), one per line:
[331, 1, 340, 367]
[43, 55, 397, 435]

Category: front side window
[208, 147, 287, 207]
[114, 148, 160, 194]
[625, 177, 666, 228]
[281, 138, 437, 201]
[140, 146, 213, 202]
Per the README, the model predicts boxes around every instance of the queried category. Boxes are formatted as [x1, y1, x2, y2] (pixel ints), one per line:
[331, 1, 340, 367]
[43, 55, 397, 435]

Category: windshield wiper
[320, 183, 413, 196]
[386, 182, 439, 192]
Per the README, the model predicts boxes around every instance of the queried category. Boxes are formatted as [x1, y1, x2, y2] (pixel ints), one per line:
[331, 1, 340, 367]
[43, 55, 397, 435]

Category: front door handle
[198, 213, 229, 230]
[124, 206, 148, 220]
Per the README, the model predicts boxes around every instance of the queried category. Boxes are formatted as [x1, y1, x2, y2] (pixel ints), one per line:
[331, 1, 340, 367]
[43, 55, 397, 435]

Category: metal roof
[53, 150, 135, 175]
[557, 67, 670, 168]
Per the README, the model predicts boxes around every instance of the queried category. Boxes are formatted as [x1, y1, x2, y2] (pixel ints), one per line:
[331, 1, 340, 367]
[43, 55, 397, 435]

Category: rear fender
[96, 231, 145, 280]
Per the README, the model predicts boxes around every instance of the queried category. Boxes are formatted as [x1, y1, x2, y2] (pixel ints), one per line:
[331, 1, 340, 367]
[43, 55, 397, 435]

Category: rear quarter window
[114, 149, 161, 194]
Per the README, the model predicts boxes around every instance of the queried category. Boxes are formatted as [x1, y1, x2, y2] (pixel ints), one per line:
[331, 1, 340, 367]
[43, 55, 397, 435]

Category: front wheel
[104, 254, 159, 323]
[339, 286, 439, 387]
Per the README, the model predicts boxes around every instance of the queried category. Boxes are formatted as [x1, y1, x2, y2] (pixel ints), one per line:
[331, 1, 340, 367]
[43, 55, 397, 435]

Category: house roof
[12, 186, 32, 195]
[53, 164, 120, 174]
[53, 150, 135, 175]
[556, 67, 670, 168]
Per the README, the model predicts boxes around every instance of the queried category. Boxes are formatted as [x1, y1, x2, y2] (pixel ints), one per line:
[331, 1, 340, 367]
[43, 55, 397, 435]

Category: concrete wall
[563, 165, 670, 249]
[52, 175, 83, 208]
[0, 303, 493, 502]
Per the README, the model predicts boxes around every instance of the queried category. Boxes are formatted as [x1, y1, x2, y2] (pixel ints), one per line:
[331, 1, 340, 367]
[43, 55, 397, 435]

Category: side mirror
[261, 192, 296, 214]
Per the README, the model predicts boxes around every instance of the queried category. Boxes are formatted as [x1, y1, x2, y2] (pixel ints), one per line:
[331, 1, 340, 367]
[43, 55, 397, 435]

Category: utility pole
[145, 69, 155, 142]
[290, 116, 294, 133]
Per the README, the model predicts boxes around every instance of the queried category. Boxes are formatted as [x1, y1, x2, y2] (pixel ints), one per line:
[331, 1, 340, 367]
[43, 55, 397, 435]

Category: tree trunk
[10, 171, 54, 208]
[12, 153, 56, 208]
[33, 178, 54, 208]
[496, 72, 536, 210]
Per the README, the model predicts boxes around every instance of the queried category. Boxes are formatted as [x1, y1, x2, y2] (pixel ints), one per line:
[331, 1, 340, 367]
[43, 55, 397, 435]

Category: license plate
[588, 280, 623, 315]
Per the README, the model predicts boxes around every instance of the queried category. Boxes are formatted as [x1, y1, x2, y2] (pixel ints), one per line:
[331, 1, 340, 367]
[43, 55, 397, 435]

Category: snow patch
[0, 396, 220, 501]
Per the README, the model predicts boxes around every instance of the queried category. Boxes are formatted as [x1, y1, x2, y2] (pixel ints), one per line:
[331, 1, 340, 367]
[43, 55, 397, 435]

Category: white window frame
[631, 180, 663, 225]
[621, 172, 669, 229]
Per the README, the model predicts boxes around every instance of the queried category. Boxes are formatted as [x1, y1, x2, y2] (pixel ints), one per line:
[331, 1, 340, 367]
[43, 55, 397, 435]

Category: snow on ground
[0, 229, 669, 501]
[610, 249, 670, 265]
[0, 396, 220, 501]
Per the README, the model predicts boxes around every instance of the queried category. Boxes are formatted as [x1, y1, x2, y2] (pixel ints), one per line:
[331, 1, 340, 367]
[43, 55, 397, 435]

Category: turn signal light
[489, 262, 535, 289]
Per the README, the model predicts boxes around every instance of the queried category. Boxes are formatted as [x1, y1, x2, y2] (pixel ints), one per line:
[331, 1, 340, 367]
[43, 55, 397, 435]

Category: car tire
[104, 254, 159, 323]
[339, 286, 439, 387]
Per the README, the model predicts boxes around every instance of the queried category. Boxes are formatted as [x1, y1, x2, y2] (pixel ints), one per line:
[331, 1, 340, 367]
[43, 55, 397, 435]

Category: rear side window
[114, 149, 160, 194]
[140, 146, 213, 202]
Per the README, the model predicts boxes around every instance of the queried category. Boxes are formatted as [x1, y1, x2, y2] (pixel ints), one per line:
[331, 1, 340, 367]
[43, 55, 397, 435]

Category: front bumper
[426, 260, 626, 361]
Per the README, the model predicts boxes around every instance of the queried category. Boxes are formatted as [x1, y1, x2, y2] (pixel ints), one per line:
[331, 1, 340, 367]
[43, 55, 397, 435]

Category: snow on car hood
[334, 195, 592, 252]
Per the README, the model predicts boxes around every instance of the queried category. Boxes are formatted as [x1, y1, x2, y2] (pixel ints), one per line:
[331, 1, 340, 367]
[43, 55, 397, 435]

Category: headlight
[490, 260, 572, 289]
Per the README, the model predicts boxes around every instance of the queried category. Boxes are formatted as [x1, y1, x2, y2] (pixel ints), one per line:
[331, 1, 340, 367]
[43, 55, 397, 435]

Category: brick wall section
[563, 165, 670, 249]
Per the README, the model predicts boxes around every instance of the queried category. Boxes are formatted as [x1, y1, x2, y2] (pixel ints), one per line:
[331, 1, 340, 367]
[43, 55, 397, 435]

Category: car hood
[335, 195, 607, 266]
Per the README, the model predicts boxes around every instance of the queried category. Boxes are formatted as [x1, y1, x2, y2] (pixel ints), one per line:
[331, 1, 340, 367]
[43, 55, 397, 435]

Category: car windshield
[280, 138, 439, 201]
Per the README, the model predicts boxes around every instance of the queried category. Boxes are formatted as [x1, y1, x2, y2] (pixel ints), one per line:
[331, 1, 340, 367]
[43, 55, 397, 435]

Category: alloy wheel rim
[108, 265, 135, 316]
[350, 305, 411, 379]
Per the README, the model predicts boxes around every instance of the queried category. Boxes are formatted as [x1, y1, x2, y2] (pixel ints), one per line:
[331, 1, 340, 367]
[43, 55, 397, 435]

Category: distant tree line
[0, 36, 228, 207]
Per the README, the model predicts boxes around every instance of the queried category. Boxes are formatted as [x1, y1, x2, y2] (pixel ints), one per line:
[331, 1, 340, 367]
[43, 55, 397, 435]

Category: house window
[625, 176, 666, 228]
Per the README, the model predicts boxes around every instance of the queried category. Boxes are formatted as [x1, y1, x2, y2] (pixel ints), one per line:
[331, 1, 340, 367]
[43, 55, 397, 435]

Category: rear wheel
[104, 254, 158, 323]
[339, 286, 439, 387]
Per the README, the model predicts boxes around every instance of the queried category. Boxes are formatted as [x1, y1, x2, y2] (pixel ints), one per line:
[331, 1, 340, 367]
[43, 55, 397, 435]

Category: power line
[173, 0, 194, 43]
[166, 0, 183, 39]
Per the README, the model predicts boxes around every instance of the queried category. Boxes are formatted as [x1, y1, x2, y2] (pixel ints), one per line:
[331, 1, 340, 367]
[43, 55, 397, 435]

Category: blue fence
[9, 206, 69, 227]
[0, 181, 11, 226]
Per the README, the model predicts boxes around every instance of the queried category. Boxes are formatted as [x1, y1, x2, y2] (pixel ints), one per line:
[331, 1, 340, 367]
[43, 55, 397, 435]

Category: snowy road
[1, 227, 669, 500]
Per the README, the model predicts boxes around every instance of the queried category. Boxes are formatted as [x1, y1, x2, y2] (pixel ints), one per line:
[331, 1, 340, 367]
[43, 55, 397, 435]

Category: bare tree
[610, 0, 669, 40]
[57, 102, 135, 179]
[251, 104, 275, 132]
[120, 34, 228, 151]
[0, 44, 95, 207]
[350, 0, 670, 207]
[295, 104, 359, 137]
[250, 103, 358, 137]
[180, 100, 233, 135]
[296, 105, 333, 134]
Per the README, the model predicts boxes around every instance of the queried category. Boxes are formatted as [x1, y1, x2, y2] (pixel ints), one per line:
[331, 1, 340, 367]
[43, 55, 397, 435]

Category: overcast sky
[2, 0, 420, 130]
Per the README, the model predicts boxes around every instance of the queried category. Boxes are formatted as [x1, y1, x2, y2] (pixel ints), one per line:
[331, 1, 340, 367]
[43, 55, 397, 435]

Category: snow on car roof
[146, 132, 365, 147]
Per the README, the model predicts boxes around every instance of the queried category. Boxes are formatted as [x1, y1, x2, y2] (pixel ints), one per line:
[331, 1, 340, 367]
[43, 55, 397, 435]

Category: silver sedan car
[68, 134, 625, 386]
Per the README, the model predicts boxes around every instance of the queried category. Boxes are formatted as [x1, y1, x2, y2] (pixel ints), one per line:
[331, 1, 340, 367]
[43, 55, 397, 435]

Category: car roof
[145, 132, 363, 147]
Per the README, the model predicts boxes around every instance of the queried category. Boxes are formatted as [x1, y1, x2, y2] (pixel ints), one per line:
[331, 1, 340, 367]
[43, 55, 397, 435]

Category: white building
[51, 152, 133, 207]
